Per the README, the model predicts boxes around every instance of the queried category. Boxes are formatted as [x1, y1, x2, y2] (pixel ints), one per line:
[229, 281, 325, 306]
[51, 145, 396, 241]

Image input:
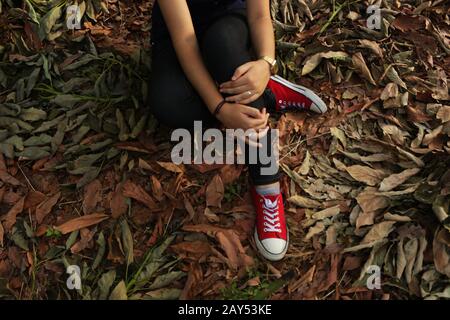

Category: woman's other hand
[219, 60, 271, 104]
[216, 103, 269, 130]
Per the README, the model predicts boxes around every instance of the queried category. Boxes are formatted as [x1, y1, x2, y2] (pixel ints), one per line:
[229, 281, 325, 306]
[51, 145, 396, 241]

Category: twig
[17, 162, 36, 191]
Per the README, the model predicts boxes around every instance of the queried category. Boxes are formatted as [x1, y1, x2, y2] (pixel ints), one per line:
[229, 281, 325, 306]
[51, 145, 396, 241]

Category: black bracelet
[213, 99, 227, 116]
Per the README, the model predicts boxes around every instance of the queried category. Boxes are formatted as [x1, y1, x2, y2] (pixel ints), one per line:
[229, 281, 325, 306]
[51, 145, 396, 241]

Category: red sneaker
[267, 75, 327, 114]
[251, 188, 288, 261]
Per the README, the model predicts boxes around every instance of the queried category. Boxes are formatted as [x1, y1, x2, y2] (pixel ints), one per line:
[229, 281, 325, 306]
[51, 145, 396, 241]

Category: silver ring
[247, 91, 252, 96]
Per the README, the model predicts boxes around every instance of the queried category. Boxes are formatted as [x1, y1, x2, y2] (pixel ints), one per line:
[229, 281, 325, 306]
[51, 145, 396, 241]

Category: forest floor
[0, 0, 449, 300]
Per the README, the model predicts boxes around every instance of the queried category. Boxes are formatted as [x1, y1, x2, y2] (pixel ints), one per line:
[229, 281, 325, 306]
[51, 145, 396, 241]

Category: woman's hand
[216, 103, 270, 148]
[216, 103, 269, 130]
[219, 60, 271, 105]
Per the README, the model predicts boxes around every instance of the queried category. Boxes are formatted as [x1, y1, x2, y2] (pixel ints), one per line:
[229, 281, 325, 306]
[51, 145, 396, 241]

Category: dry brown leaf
[216, 229, 253, 270]
[288, 195, 322, 208]
[157, 161, 183, 173]
[392, 15, 426, 32]
[379, 168, 420, 192]
[24, 190, 46, 210]
[36, 192, 61, 224]
[219, 164, 243, 185]
[171, 241, 211, 255]
[0, 170, 22, 186]
[312, 205, 340, 220]
[437, 105, 450, 123]
[305, 222, 325, 240]
[150, 176, 164, 202]
[356, 190, 390, 213]
[182, 224, 227, 236]
[82, 180, 102, 214]
[0, 222, 4, 247]
[352, 52, 377, 85]
[380, 83, 399, 101]
[361, 221, 396, 244]
[206, 174, 224, 208]
[359, 39, 384, 58]
[55, 213, 109, 234]
[70, 228, 95, 254]
[346, 165, 388, 186]
[110, 183, 128, 219]
[433, 228, 450, 277]
[180, 262, 203, 300]
[122, 180, 158, 210]
[3, 197, 25, 231]
[356, 211, 377, 229]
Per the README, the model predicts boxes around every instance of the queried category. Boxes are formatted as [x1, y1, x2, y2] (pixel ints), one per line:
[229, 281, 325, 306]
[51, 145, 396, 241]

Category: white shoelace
[262, 198, 281, 233]
[279, 100, 306, 110]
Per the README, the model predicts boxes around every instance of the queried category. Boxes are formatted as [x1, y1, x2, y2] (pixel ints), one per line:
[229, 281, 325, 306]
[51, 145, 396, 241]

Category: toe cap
[310, 101, 327, 114]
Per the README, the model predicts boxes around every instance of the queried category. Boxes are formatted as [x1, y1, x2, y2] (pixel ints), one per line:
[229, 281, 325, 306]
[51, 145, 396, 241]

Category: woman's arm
[157, 0, 268, 130]
[247, 0, 275, 62]
[157, 0, 222, 112]
[219, 0, 275, 104]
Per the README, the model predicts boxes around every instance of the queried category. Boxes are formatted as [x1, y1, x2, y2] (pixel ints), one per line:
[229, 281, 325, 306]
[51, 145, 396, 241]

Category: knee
[201, 16, 249, 56]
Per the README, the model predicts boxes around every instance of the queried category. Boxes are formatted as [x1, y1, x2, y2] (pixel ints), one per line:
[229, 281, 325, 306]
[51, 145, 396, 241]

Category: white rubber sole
[254, 228, 289, 262]
[271, 75, 328, 114]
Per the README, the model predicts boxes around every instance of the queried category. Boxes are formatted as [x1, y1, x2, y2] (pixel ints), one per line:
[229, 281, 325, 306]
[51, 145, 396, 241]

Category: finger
[232, 63, 252, 81]
[226, 90, 257, 103]
[220, 84, 251, 95]
[247, 114, 268, 128]
[220, 76, 249, 90]
[241, 106, 265, 119]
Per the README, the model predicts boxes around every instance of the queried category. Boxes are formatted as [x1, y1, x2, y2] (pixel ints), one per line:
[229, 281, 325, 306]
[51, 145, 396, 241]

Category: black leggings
[149, 14, 279, 185]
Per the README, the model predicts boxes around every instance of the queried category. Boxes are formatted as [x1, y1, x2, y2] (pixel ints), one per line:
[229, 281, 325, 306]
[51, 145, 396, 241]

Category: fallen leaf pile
[0, 0, 449, 300]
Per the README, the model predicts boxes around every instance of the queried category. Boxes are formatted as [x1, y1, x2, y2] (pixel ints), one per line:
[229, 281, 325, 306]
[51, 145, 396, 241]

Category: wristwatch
[260, 56, 278, 75]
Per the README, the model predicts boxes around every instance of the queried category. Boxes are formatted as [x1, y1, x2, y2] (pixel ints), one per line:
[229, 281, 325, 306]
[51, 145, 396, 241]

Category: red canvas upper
[267, 78, 313, 112]
[251, 188, 287, 241]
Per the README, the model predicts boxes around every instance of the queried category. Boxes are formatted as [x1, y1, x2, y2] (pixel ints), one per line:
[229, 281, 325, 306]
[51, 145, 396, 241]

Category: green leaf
[92, 231, 106, 269]
[34, 114, 65, 133]
[98, 270, 116, 300]
[109, 280, 127, 300]
[16, 78, 25, 102]
[4, 135, 23, 151]
[76, 166, 101, 189]
[120, 219, 134, 266]
[63, 54, 97, 71]
[23, 134, 53, 146]
[17, 147, 51, 160]
[116, 109, 129, 141]
[144, 288, 182, 300]
[24, 0, 40, 25]
[26, 68, 41, 97]
[0, 143, 14, 158]
[20, 107, 47, 122]
[11, 227, 29, 251]
[0, 67, 6, 88]
[51, 94, 82, 108]
[51, 117, 67, 153]
[39, 5, 62, 39]
[65, 230, 79, 249]
[147, 271, 186, 291]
